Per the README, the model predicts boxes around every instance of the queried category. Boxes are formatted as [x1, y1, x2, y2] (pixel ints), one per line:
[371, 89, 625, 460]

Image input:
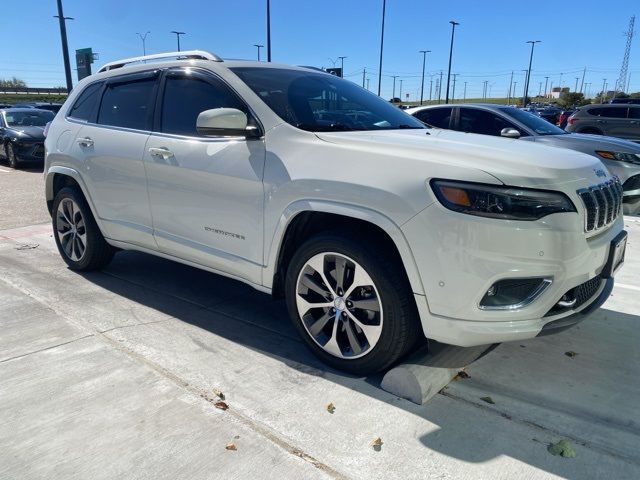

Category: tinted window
[98, 78, 157, 130]
[161, 73, 246, 136]
[413, 108, 452, 128]
[628, 106, 640, 119]
[68, 82, 103, 121]
[499, 107, 565, 135]
[587, 107, 628, 118]
[458, 108, 516, 136]
[231, 67, 424, 132]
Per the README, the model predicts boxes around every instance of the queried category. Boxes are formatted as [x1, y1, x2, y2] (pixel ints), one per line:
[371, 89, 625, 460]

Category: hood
[315, 128, 610, 189]
[7, 126, 45, 140]
[544, 133, 640, 152]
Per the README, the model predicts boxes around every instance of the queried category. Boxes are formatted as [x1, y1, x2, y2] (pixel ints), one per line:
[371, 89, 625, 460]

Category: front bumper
[402, 201, 624, 347]
[12, 141, 45, 163]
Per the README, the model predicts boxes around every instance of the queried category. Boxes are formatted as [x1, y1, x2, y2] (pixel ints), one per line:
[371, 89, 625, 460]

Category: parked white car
[44, 51, 627, 374]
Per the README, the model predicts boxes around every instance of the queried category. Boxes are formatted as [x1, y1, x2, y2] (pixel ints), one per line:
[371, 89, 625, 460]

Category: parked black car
[12, 102, 63, 113]
[537, 106, 561, 124]
[0, 108, 54, 168]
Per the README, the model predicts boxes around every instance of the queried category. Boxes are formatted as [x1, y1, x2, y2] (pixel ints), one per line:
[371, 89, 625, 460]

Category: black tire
[52, 186, 115, 271]
[7, 143, 18, 169]
[285, 232, 422, 374]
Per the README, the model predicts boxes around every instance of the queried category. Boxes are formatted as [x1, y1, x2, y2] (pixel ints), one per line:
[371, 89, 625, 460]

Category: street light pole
[54, 0, 74, 93]
[253, 44, 264, 61]
[170, 31, 186, 51]
[463, 81, 467, 102]
[377, 0, 387, 96]
[544, 76, 549, 98]
[574, 77, 579, 93]
[391, 75, 398, 100]
[451, 74, 458, 103]
[338, 56, 347, 78]
[266, 0, 272, 61]
[438, 70, 443, 103]
[507, 70, 514, 105]
[136, 31, 150, 56]
[523, 40, 540, 107]
[419, 50, 430, 105]
[445, 20, 459, 104]
[429, 78, 433, 101]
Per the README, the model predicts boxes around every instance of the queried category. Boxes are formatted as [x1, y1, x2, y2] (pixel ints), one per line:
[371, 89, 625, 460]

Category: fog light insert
[479, 277, 552, 310]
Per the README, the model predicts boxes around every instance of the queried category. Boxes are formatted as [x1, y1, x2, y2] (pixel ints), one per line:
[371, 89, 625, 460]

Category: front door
[144, 68, 266, 285]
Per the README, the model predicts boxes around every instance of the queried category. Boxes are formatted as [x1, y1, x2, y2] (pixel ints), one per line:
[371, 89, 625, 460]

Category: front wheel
[7, 143, 18, 169]
[285, 233, 421, 374]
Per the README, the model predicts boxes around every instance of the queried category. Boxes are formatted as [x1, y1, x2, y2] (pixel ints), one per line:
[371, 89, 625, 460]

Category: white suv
[44, 51, 627, 374]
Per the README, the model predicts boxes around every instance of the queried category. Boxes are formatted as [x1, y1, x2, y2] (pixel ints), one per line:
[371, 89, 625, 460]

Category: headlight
[430, 179, 576, 220]
[596, 150, 640, 165]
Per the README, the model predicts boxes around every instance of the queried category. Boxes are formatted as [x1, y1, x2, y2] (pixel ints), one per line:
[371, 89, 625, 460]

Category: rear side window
[98, 78, 157, 130]
[413, 108, 452, 129]
[68, 82, 103, 121]
[628, 107, 640, 119]
[160, 73, 246, 136]
[587, 107, 628, 118]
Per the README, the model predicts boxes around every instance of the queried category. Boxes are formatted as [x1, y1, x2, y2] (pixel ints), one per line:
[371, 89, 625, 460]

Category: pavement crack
[98, 318, 169, 334]
[0, 334, 95, 363]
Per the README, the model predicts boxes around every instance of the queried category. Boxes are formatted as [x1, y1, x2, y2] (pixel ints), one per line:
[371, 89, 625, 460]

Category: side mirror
[196, 108, 259, 138]
[500, 127, 521, 138]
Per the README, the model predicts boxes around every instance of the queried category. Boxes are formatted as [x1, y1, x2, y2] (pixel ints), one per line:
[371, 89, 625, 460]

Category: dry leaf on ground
[480, 396, 495, 405]
[547, 439, 576, 458]
[370, 437, 383, 450]
[225, 442, 237, 451]
[326, 403, 335, 414]
[564, 351, 578, 358]
[214, 401, 229, 410]
[213, 388, 225, 400]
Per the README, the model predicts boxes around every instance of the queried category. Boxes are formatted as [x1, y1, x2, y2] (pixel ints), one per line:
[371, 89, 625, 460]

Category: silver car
[406, 103, 640, 214]
[565, 104, 640, 142]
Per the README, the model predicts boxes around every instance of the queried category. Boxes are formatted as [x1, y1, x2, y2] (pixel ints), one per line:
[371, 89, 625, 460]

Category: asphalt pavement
[0, 166, 638, 479]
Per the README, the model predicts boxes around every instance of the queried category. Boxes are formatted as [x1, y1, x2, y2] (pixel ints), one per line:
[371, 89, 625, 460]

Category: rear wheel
[285, 232, 421, 374]
[52, 187, 115, 271]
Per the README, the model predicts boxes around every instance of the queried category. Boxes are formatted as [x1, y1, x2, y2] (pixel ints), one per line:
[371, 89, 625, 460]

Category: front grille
[623, 174, 640, 192]
[545, 275, 603, 316]
[577, 180, 623, 232]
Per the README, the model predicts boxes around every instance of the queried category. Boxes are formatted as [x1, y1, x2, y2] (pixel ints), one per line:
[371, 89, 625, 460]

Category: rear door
[456, 107, 522, 136]
[588, 106, 631, 138]
[72, 71, 159, 248]
[144, 68, 266, 285]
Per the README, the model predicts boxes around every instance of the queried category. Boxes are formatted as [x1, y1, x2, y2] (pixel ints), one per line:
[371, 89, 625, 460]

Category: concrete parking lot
[1, 164, 639, 479]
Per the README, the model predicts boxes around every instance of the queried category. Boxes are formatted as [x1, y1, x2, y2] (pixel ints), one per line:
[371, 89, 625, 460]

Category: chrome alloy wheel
[56, 198, 87, 262]
[295, 252, 383, 359]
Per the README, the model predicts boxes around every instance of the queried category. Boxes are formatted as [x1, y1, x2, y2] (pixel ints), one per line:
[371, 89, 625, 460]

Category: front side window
[160, 72, 247, 136]
[230, 67, 425, 132]
[413, 107, 452, 129]
[4, 110, 54, 127]
[68, 82, 103, 121]
[458, 108, 516, 136]
[499, 107, 565, 135]
[98, 77, 157, 130]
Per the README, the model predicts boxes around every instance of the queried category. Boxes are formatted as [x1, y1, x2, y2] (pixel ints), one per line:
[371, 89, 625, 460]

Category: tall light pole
[512, 82, 516, 101]
[451, 74, 458, 102]
[377, 0, 387, 96]
[544, 76, 549, 98]
[55, 0, 74, 93]
[171, 31, 185, 51]
[391, 75, 398, 100]
[602, 78, 607, 101]
[463, 81, 467, 102]
[362, 68, 366, 88]
[253, 44, 264, 61]
[266, 0, 272, 61]
[574, 77, 579, 93]
[338, 56, 347, 78]
[523, 40, 540, 107]
[445, 20, 460, 104]
[136, 31, 150, 56]
[429, 77, 433, 101]
[419, 49, 431, 105]
[366, 78, 370, 90]
[438, 70, 443, 103]
[399, 79, 403, 101]
[507, 70, 514, 105]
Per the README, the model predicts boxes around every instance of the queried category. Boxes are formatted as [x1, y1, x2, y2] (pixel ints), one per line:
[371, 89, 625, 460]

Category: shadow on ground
[79, 249, 639, 478]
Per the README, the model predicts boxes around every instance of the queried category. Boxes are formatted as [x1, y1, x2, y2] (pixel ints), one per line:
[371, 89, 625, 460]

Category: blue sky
[1, 0, 638, 100]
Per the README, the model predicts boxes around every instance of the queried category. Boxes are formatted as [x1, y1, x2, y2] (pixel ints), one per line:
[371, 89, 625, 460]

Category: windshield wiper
[295, 122, 358, 132]
[396, 124, 425, 129]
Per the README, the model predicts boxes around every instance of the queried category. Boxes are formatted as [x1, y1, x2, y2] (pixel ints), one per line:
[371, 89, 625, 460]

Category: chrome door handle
[148, 147, 174, 159]
[76, 137, 94, 147]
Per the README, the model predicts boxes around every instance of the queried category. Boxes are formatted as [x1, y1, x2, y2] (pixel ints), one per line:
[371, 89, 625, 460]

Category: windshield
[5, 110, 54, 127]
[499, 107, 566, 135]
[230, 67, 425, 132]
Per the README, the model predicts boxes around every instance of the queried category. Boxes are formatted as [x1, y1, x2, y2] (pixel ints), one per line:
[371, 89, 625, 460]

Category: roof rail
[98, 50, 222, 73]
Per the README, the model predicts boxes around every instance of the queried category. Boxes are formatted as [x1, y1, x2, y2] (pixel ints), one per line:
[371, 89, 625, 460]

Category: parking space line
[616, 283, 640, 292]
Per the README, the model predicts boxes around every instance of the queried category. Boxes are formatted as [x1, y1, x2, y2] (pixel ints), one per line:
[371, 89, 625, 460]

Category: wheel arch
[45, 166, 98, 219]
[266, 200, 425, 298]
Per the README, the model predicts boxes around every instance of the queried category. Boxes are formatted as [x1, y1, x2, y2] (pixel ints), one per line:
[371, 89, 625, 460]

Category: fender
[45, 166, 103, 230]
[263, 199, 427, 296]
